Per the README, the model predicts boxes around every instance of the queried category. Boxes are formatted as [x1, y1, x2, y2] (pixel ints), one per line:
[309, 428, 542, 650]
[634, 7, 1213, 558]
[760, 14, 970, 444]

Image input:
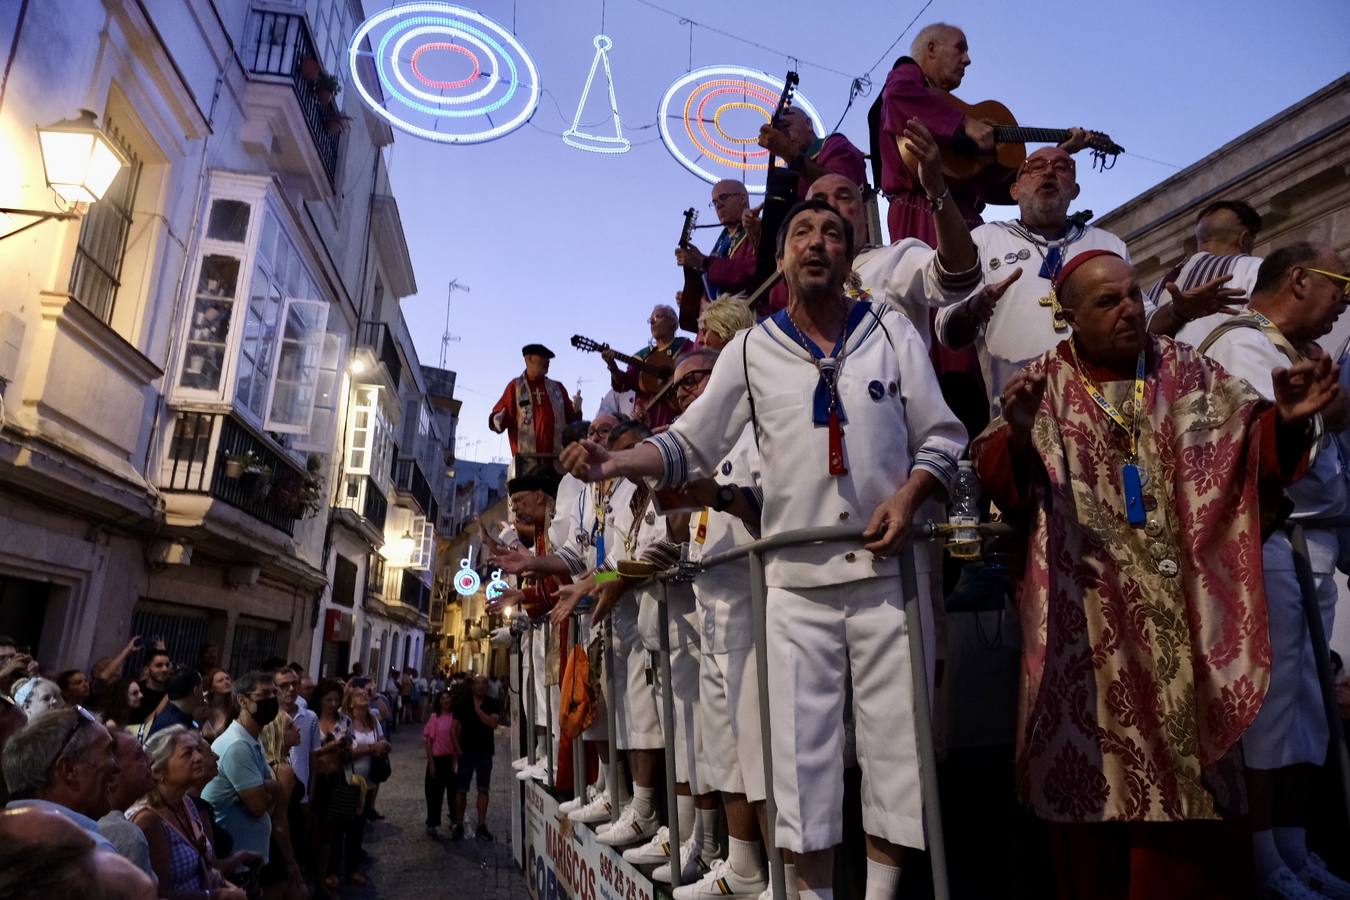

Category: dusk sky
[373, 0, 1350, 464]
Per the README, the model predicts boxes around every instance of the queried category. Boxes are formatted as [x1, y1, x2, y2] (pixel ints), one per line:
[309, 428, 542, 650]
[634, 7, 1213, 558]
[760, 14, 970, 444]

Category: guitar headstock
[679, 207, 697, 247]
[1088, 132, 1124, 171]
[570, 335, 606, 354]
[771, 70, 800, 124]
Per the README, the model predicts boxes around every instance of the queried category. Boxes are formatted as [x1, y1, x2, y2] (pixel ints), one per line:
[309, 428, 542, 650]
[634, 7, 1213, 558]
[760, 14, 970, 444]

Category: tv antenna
[440, 278, 471, 368]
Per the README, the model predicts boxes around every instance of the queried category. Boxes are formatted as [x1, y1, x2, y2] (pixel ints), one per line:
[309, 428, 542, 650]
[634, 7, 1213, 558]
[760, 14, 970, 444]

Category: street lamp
[1, 110, 127, 241]
[37, 110, 129, 203]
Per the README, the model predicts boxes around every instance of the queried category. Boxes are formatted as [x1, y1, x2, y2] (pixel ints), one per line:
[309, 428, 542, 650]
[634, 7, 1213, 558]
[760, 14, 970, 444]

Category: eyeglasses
[674, 369, 712, 391]
[53, 705, 98, 763]
[1019, 159, 1075, 177]
[709, 192, 744, 207]
[1307, 268, 1350, 297]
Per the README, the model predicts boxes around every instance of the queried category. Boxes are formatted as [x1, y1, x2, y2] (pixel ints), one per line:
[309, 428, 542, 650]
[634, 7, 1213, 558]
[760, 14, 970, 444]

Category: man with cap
[970, 249, 1339, 898]
[490, 343, 581, 470]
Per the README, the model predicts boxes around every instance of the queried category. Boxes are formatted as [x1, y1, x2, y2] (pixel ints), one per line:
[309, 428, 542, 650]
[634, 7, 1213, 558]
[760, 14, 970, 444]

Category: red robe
[972, 338, 1310, 823]
[490, 373, 579, 459]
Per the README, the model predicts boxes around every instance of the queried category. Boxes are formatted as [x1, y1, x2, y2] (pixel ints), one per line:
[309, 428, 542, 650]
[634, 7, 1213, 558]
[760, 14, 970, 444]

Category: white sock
[727, 836, 763, 879]
[782, 863, 801, 900]
[677, 794, 697, 843]
[698, 807, 720, 857]
[1253, 829, 1286, 880]
[864, 858, 900, 900]
[632, 785, 656, 819]
[1274, 826, 1309, 871]
[594, 760, 607, 791]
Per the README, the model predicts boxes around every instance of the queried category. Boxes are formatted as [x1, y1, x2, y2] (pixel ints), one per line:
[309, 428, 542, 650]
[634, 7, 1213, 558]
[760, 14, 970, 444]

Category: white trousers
[698, 644, 766, 802]
[767, 577, 924, 853]
[1244, 527, 1339, 769]
[654, 634, 704, 793]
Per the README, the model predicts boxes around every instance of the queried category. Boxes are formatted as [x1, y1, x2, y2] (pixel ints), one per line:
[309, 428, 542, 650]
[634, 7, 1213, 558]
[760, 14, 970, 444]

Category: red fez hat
[1052, 249, 1124, 293]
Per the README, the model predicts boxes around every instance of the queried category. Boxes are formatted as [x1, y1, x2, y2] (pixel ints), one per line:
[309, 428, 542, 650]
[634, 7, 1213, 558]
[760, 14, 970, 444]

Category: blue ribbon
[771, 301, 873, 426]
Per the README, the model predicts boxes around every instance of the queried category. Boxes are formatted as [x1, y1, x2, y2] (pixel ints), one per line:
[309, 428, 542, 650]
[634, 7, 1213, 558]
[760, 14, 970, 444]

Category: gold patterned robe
[972, 337, 1290, 823]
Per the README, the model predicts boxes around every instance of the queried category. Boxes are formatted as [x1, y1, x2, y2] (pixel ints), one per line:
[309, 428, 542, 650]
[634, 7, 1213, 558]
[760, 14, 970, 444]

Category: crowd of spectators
[0, 635, 466, 900]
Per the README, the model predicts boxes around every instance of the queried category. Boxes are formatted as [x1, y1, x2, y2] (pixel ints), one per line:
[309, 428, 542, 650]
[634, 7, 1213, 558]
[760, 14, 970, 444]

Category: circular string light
[348, 2, 540, 145]
[659, 65, 825, 194]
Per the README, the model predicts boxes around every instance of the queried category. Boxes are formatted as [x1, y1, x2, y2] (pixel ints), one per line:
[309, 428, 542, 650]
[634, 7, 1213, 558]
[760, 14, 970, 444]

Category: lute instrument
[898, 94, 1123, 204]
[676, 207, 704, 332]
[571, 334, 675, 396]
[754, 70, 801, 284]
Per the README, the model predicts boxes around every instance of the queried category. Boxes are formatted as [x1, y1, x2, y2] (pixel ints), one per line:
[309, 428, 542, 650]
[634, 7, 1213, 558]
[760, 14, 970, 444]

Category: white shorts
[1244, 528, 1338, 769]
[767, 578, 924, 853]
[698, 645, 765, 802]
[655, 636, 704, 793]
[624, 642, 664, 751]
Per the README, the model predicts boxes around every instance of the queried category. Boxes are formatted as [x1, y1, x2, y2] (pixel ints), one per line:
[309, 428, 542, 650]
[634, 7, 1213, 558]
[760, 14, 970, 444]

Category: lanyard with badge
[1070, 339, 1149, 527]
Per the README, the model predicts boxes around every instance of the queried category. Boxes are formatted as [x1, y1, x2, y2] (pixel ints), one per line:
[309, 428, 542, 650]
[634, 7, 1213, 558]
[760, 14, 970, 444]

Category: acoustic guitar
[676, 207, 704, 332]
[898, 94, 1123, 204]
[755, 70, 801, 284]
[571, 335, 675, 396]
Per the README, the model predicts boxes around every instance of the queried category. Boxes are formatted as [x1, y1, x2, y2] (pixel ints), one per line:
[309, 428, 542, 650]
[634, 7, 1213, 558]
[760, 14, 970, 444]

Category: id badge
[1122, 463, 1146, 527]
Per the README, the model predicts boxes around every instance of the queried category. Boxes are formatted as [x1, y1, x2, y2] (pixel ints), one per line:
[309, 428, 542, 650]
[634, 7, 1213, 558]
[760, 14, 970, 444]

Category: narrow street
[344, 722, 527, 900]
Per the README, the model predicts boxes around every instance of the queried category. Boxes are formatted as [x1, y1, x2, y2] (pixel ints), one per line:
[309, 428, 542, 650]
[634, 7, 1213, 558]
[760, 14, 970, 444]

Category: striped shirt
[1153, 252, 1263, 349]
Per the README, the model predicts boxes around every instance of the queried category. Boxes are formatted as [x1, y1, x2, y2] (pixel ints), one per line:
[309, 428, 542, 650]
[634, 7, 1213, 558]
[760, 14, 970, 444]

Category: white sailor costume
[647, 300, 966, 852]
[1204, 321, 1346, 769]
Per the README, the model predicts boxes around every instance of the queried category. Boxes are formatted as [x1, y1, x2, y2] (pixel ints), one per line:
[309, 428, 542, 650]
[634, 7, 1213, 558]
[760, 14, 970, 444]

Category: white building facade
[0, 0, 449, 678]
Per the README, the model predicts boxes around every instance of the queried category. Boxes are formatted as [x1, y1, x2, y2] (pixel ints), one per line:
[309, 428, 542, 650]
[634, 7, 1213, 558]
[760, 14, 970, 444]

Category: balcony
[162, 410, 308, 536]
[338, 473, 388, 532]
[240, 10, 340, 193]
[393, 457, 432, 515]
[356, 321, 402, 391]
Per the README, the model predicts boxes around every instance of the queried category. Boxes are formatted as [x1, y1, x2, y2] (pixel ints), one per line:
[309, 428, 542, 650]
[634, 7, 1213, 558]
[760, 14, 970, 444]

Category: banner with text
[520, 781, 655, 900]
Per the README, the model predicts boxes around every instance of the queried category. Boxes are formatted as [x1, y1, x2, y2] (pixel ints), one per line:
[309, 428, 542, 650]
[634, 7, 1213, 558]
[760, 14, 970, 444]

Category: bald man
[758, 106, 865, 201]
[676, 180, 759, 304]
[973, 249, 1335, 898]
[936, 146, 1131, 419]
[870, 22, 1092, 245]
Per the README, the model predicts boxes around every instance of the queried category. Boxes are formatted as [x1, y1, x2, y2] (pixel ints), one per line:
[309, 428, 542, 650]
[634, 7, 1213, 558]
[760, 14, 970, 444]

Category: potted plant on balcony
[223, 450, 256, 480]
[300, 55, 322, 81]
[323, 110, 352, 137]
[315, 72, 341, 106]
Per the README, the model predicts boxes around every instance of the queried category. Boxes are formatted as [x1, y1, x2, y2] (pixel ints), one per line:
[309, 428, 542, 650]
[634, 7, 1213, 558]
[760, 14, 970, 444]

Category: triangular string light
[562, 34, 630, 154]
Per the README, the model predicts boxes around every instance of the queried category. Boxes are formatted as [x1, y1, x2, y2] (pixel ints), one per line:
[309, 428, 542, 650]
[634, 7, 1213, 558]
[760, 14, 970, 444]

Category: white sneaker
[1301, 854, 1350, 899]
[652, 835, 712, 883]
[595, 802, 627, 835]
[515, 763, 549, 782]
[569, 791, 613, 824]
[595, 804, 658, 847]
[511, 756, 529, 770]
[560, 784, 596, 815]
[1262, 865, 1332, 900]
[675, 858, 768, 900]
[622, 826, 670, 865]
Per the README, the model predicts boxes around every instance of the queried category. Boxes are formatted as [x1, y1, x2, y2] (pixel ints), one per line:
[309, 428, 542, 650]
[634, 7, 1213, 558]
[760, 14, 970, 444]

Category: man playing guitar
[604, 304, 692, 430]
[674, 180, 759, 302]
[871, 22, 1093, 245]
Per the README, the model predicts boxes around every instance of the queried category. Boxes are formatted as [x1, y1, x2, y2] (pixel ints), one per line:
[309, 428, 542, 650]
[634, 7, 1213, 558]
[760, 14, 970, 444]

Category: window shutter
[295, 331, 346, 452]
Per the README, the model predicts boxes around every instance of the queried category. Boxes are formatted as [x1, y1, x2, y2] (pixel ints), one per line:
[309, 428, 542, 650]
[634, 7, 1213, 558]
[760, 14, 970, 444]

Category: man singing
[489, 343, 581, 470]
[564, 199, 967, 900]
[971, 250, 1338, 899]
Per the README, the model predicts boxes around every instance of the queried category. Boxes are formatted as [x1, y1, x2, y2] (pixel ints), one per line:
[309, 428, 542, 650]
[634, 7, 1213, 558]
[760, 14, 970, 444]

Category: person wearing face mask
[201, 670, 281, 868]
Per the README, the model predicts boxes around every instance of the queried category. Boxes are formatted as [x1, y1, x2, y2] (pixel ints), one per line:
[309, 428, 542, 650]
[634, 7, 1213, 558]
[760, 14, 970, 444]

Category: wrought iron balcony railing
[163, 410, 309, 535]
[393, 457, 432, 515]
[339, 473, 388, 532]
[356, 320, 402, 390]
[242, 10, 339, 187]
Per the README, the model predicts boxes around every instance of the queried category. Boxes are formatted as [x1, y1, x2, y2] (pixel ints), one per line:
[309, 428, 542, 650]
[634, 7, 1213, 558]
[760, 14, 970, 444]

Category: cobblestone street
[343, 721, 527, 900]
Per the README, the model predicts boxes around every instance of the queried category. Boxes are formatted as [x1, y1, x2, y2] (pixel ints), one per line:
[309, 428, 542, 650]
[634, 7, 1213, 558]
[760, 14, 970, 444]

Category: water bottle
[948, 460, 981, 560]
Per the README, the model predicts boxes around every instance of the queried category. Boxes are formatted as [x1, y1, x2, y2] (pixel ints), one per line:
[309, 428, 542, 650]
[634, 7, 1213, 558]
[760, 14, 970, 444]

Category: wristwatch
[712, 484, 737, 513]
[928, 188, 950, 212]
